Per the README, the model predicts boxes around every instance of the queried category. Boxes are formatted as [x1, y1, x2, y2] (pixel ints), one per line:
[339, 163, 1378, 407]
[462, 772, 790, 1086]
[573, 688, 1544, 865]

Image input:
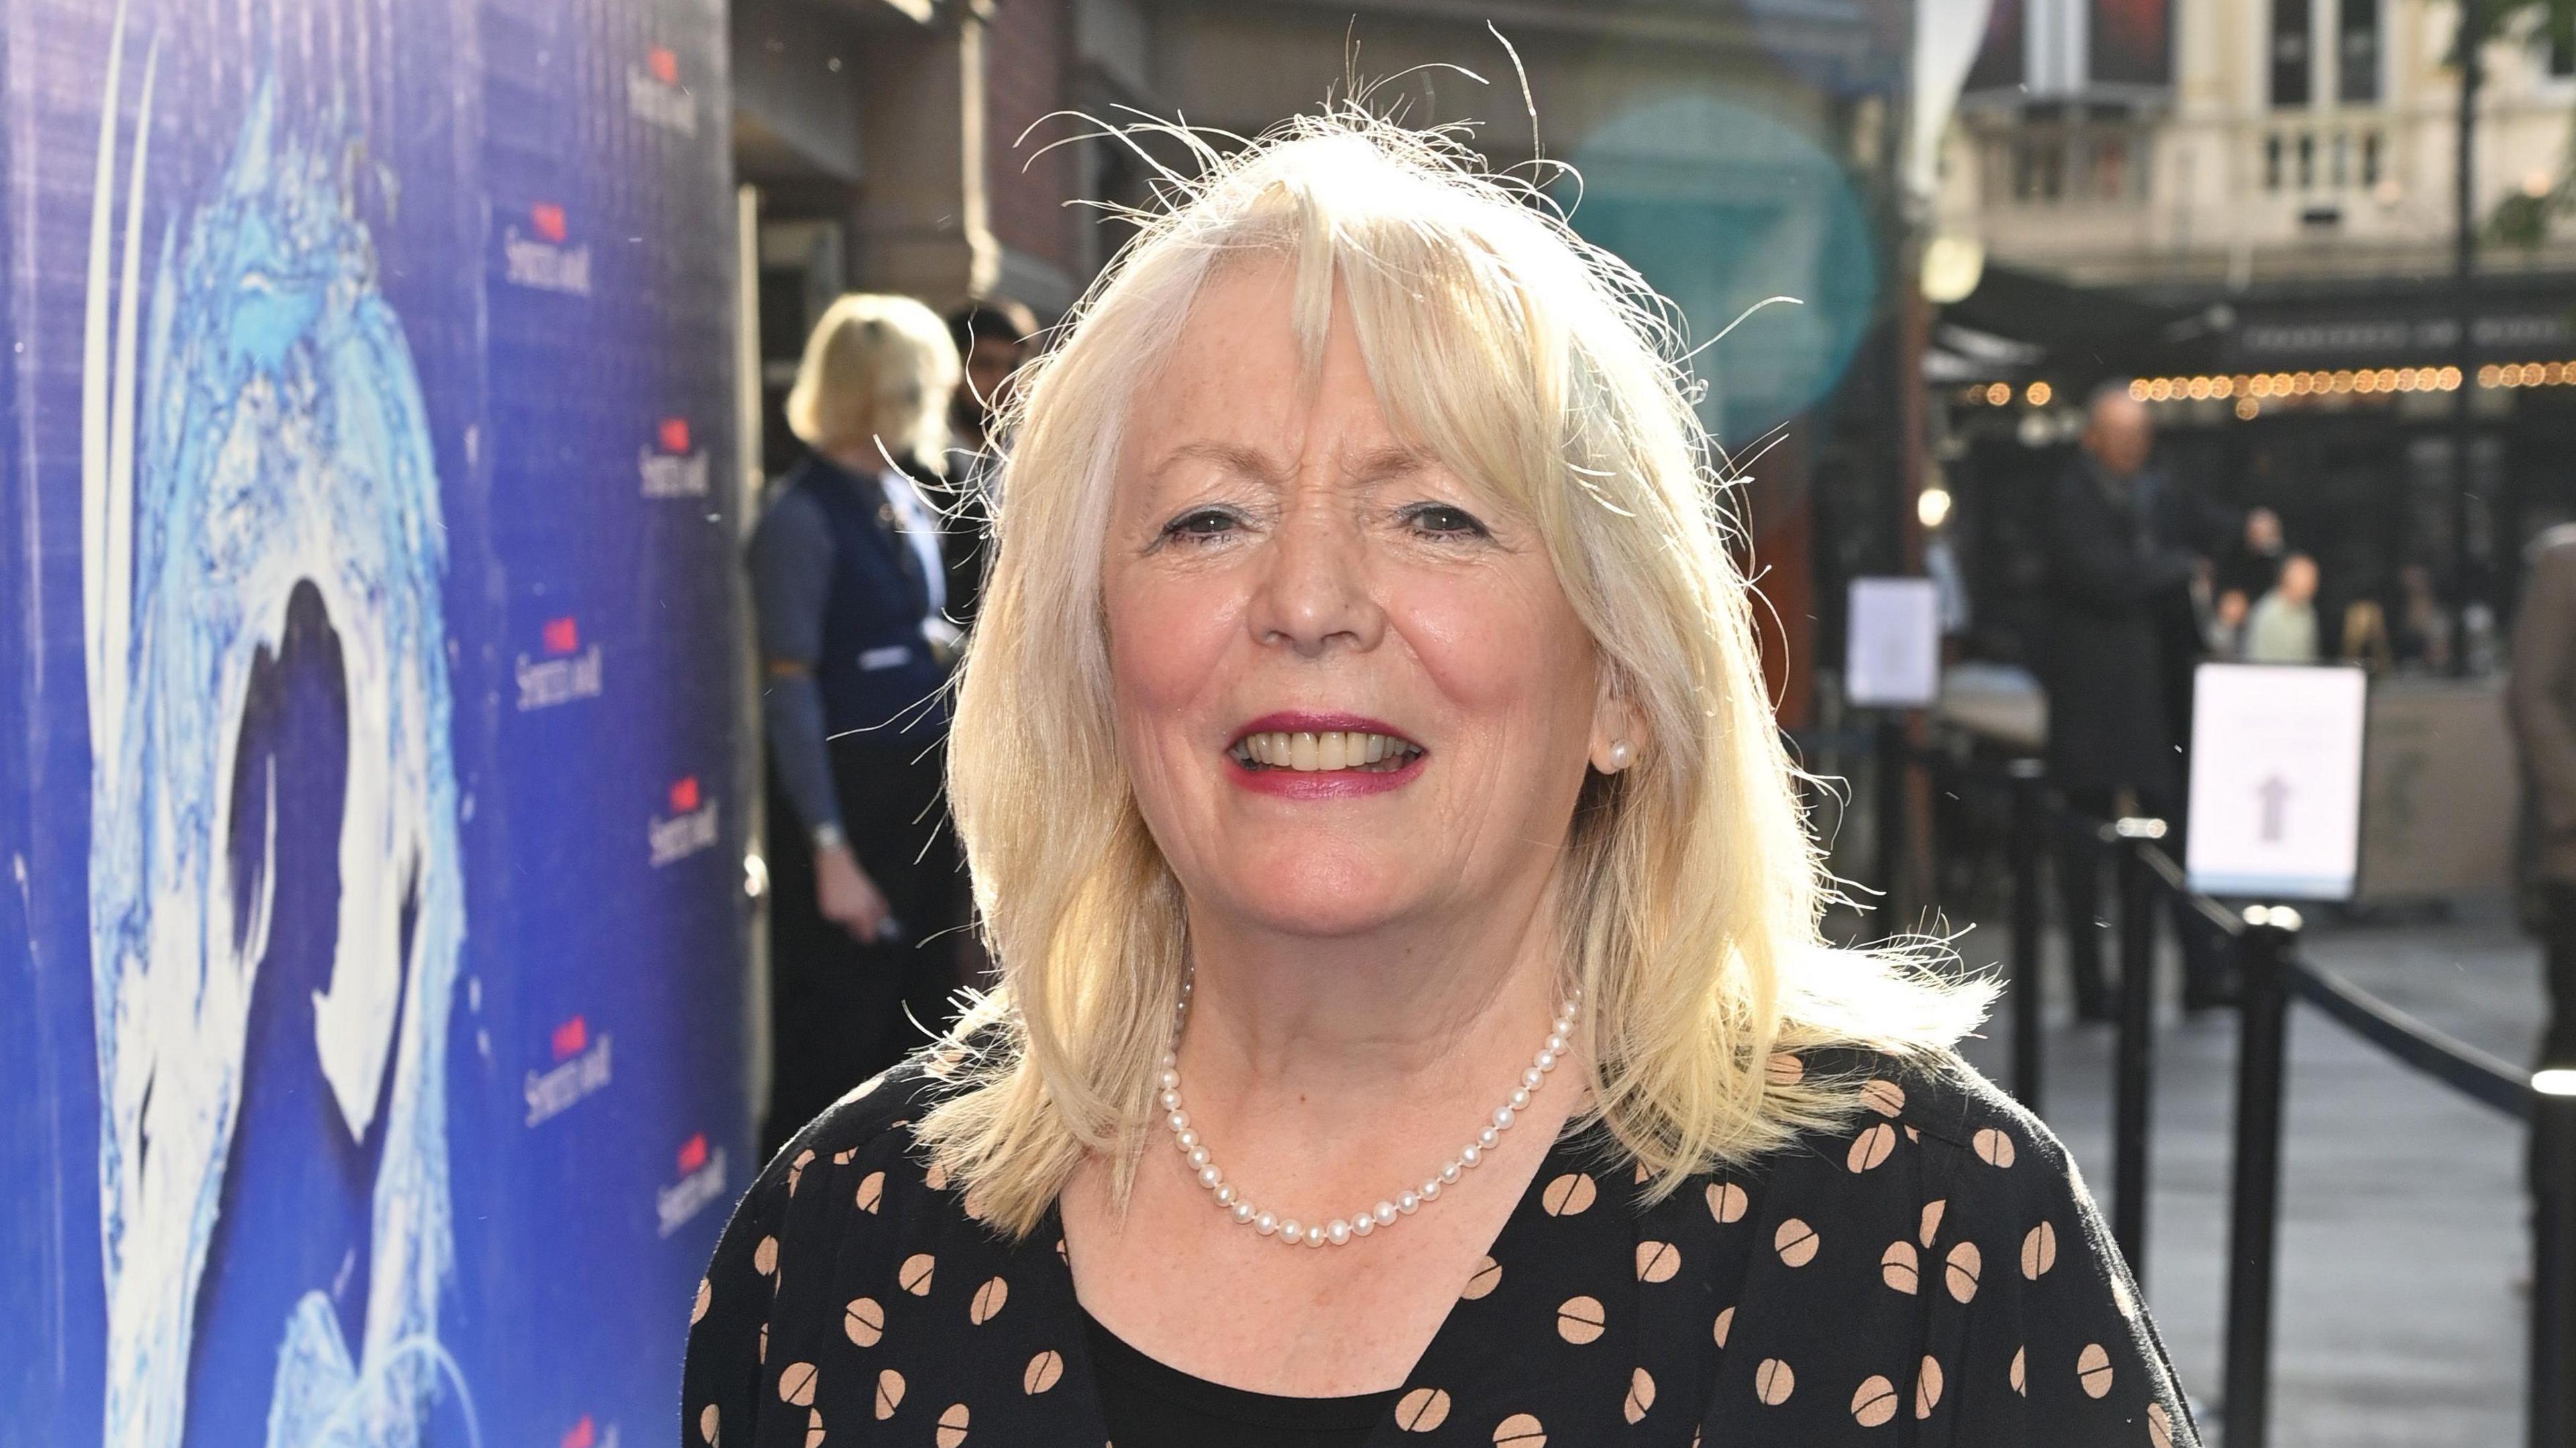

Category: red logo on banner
[551, 1015, 588, 1061]
[542, 616, 579, 656]
[678, 1133, 709, 1176]
[659, 417, 692, 454]
[669, 776, 701, 813]
[561, 1415, 596, 1448]
[531, 203, 568, 243]
[649, 46, 680, 85]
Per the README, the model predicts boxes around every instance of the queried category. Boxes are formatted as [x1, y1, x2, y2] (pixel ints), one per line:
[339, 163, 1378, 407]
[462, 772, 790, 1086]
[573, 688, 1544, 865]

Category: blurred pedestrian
[751, 293, 969, 1156]
[2339, 598, 2395, 673]
[2509, 522, 2576, 1070]
[2243, 553, 2322, 664]
[2214, 494, 2287, 603]
[943, 296, 1039, 626]
[2396, 561, 2456, 672]
[2042, 381, 2265, 1016]
[2207, 585, 2251, 661]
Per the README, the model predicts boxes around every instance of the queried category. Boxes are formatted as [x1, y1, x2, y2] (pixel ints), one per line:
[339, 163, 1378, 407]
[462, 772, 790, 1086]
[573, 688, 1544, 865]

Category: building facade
[1936, 0, 2576, 665]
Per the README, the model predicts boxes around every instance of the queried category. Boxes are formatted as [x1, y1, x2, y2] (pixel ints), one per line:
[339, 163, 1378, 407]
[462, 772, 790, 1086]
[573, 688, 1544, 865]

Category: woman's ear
[1588, 690, 1644, 775]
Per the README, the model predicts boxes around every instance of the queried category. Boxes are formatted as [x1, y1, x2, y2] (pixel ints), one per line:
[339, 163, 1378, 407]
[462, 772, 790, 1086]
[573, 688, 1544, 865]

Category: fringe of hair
[916, 98, 1989, 1239]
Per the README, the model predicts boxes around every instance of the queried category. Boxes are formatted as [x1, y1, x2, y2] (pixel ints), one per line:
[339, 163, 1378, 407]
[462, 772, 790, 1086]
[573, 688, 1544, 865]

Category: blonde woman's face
[1102, 262, 1615, 940]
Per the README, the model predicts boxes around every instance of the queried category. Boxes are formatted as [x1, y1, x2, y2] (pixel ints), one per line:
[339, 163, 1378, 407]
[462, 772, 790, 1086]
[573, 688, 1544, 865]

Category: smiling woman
[684, 105, 2202, 1448]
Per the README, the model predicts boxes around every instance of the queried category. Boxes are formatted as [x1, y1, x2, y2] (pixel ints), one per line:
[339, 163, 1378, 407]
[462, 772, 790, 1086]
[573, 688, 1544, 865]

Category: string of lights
[1955, 361, 2576, 420]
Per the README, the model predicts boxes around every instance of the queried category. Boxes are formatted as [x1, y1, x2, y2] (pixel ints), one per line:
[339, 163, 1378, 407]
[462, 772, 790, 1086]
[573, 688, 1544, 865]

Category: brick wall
[984, 0, 1075, 272]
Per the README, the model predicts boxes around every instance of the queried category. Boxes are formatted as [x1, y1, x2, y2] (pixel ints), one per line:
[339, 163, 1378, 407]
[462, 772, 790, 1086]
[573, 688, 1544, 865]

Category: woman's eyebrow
[1146, 441, 1282, 488]
[1342, 443, 1434, 487]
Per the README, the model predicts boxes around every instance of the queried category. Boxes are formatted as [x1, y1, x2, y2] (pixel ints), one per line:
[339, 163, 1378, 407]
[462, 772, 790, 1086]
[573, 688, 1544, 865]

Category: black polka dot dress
[681, 1047, 2198, 1447]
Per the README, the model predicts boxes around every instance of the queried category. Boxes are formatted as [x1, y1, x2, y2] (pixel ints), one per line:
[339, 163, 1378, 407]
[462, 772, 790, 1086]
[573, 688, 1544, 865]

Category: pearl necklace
[1155, 973, 1583, 1249]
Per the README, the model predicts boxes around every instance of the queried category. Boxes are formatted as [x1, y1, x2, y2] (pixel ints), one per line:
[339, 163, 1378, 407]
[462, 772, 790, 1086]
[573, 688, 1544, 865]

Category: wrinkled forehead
[1124, 236, 1552, 511]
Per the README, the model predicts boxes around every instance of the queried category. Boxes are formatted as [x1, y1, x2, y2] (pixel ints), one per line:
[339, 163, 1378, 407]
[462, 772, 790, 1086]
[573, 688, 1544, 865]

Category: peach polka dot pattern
[1775, 1217, 1821, 1268]
[1850, 1374, 1898, 1427]
[2077, 1342, 2114, 1398]
[1754, 1358, 1796, 1406]
[1623, 1368, 1656, 1424]
[679, 1050, 2197, 1448]
[1879, 1239, 1919, 1294]
[1395, 1387, 1451, 1431]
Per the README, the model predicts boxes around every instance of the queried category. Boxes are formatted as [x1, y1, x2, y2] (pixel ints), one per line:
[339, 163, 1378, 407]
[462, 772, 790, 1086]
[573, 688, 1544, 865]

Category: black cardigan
[681, 1046, 2198, 1447]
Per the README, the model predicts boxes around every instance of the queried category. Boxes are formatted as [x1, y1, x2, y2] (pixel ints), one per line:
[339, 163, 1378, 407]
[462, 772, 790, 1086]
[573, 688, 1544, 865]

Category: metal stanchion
[2006, 759, 2047, 1111]
[2535, 1080, 2576, 1448]
[2221, 905, 2301, 1448]
[2111, 816, 2166, 1279]
[1876, 715, 1907, 929]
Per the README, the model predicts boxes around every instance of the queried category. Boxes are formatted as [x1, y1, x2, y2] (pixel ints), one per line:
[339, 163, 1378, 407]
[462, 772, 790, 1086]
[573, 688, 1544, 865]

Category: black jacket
[2040, 458, 2235, 795]
[682, 1046, 2197, 1446]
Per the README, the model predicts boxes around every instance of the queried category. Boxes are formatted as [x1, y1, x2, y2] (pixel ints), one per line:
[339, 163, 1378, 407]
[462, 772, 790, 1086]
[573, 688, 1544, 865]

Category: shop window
[2273, 0, 2312, 107]
[2339, 0, 2381, 104]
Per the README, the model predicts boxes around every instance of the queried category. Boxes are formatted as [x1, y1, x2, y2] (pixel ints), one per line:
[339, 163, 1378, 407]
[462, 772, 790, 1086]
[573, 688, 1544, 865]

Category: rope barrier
[1857, 726, 2570, 1447]
[2282, 957, 2536, 1122]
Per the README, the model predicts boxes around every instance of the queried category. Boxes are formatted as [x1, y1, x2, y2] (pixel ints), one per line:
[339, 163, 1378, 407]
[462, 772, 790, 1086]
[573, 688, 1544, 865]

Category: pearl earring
[1607, 740, 1633, 771]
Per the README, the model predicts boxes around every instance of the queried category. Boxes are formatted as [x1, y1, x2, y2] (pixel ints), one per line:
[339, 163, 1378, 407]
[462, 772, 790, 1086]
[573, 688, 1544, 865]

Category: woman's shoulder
[760, 1050, 972, 1196]
[716, 1051, 975, 1251]
[1738, 1044, 2086, 1220]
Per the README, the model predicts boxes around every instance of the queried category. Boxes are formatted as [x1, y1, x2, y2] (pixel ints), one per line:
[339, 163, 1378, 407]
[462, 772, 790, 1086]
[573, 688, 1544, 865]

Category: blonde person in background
[2243, 553, 2322, 665]
[749, 294, 971, 1156]
[689, 109, 2196, 1447]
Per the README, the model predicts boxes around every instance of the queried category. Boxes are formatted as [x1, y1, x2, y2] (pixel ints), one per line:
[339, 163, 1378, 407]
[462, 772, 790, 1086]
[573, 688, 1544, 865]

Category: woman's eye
[1160, 508, 1240, 542]
[1405, 503, 1488, 539]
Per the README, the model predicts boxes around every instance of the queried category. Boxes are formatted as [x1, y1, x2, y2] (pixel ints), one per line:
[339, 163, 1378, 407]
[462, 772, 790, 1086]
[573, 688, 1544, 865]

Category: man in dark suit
[2511, 523, 2576, 1071]
[2043, 381, 2271, 1017]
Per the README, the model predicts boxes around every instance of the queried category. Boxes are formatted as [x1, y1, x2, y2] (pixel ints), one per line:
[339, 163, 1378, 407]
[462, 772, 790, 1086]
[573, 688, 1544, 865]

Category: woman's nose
[1248, 502, 1383, 658]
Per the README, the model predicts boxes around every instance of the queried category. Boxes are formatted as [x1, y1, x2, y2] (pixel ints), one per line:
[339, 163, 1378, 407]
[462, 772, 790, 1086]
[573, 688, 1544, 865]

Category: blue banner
[0, 1, 754, 1445]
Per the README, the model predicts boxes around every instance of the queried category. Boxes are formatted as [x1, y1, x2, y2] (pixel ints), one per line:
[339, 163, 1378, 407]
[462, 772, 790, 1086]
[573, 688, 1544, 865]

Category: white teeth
[1232, 729, 1420, 773]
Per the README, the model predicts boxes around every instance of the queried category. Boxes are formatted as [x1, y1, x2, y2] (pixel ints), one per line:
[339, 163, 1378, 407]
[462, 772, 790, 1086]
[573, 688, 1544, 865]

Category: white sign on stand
[1845, 577, 1942, 708]
[2185, 663, 2368, 900]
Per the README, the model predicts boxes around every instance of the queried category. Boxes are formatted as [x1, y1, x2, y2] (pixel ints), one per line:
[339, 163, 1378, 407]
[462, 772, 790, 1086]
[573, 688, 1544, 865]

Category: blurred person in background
[2043, 382, 2267, 1017]
[2339, 598, 2394, 674]
[2396, 561, 2456, 673]
[2243, 553, 2321, 664]
[2214, 489, 2286, 604]
[751, 293, 969, 1156]
[2206, 583, 2251, 661]
[944, 296, 1040, 625]
[2510, 522, 2576, 1072]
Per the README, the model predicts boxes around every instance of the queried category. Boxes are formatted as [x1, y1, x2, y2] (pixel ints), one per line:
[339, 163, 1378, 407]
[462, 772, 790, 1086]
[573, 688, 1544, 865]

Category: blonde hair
[784, 292, 961, 468]
[922, 107, 1986, 1237]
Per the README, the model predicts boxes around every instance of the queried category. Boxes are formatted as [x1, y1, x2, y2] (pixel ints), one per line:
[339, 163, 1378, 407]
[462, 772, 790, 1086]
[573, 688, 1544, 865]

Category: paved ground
[1947, 897, 2543, 1448]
